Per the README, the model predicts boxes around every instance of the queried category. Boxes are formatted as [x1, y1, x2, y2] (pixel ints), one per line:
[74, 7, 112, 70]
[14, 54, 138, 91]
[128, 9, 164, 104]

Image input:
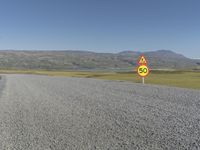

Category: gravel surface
[0, 74, 199, 150]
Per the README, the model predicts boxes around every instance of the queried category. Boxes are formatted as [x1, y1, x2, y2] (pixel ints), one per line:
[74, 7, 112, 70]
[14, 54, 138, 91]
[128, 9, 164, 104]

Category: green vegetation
[0, 70, 200, 90]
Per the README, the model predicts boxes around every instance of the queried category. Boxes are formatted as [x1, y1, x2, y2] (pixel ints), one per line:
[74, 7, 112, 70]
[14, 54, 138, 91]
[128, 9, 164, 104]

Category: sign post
[137, 55, 150, 84]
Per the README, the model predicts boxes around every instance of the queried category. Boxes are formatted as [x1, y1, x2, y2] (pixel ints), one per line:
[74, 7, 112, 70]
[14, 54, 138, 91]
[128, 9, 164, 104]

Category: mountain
[0, 50, 198, 71]
[117, 50, 199, 70]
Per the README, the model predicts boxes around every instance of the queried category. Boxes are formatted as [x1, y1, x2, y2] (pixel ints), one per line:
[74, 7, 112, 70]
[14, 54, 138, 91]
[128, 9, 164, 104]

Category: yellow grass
[0, 70, 200, 90]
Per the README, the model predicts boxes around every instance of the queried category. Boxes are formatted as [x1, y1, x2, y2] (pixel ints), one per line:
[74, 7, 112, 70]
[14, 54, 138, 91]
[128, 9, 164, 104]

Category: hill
[118, 50, 199, 70]
[0, 50, 198, 71]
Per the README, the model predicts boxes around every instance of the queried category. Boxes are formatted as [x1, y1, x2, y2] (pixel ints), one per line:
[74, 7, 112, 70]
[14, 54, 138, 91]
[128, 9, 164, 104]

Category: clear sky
[0, 0, 199, 58]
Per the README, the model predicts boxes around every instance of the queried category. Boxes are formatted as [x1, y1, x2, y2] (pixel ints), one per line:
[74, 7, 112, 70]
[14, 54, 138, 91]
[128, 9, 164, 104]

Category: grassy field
[0, 70, 200, 90]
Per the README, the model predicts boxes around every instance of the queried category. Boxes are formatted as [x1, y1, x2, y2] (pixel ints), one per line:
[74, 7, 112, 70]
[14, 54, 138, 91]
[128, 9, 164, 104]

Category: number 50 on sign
[137, 65, 150, 77]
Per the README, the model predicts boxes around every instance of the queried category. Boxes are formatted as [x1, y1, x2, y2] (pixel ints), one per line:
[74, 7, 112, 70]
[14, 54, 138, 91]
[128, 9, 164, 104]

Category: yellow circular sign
[137, 65, 150, 77]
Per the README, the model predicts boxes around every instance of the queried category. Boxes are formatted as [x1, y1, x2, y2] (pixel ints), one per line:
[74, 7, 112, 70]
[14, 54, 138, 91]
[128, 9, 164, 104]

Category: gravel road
[0, 74, 199, 150]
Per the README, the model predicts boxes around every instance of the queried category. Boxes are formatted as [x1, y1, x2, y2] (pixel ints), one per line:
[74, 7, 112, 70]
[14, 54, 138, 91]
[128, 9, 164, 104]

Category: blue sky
[0, 0, 199, 58]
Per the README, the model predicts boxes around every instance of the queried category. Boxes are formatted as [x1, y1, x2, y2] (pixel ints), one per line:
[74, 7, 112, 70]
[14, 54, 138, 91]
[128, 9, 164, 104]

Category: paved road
[0, 75, 199, 149]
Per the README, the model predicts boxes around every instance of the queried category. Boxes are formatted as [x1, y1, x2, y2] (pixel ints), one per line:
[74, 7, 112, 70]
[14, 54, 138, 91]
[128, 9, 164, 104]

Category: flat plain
[0, 70, 199, 89]
[0, 74, 199, 149]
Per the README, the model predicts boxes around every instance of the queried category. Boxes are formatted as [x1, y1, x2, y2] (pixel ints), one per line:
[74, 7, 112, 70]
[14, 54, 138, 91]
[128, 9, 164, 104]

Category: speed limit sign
[137, 65, 150, 77]
[136, 55, 150, 84]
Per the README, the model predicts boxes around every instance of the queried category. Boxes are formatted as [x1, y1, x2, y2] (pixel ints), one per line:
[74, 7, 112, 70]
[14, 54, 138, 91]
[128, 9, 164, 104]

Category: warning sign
[138, 55, 148, 65]
[136, 54, 150, 84]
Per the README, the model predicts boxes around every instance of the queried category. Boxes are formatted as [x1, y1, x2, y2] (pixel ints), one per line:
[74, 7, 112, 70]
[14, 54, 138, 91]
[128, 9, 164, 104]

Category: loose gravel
[0, 74, 199, 150]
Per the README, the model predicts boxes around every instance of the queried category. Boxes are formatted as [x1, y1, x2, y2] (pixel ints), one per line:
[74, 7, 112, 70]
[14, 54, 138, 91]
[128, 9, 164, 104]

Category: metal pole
[142, 77, 145, 84]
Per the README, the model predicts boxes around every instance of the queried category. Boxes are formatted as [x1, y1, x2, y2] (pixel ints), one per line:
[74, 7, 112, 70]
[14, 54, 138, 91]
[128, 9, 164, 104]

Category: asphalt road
[0, 74, 199, 150]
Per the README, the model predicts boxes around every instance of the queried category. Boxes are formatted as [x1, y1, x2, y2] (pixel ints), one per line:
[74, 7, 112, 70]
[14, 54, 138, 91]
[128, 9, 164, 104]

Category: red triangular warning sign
[138, 55, 148, 65]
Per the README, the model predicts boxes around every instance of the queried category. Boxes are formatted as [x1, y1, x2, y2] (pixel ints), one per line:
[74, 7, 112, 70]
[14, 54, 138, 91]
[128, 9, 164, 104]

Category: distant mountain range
[0, 50, 199, 71]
